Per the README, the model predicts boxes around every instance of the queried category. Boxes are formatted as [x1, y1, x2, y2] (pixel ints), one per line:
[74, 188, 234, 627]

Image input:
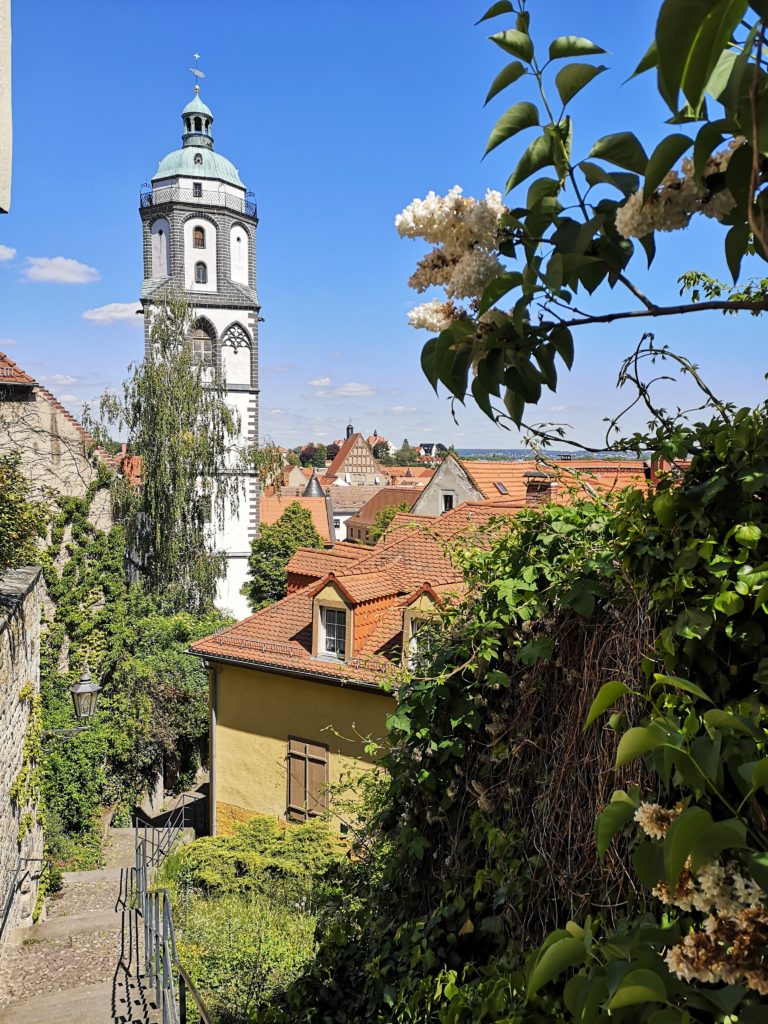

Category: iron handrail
[134, 796, 213, 1023]
[140, 187, 257, 219]
[0, 857, 46, 944]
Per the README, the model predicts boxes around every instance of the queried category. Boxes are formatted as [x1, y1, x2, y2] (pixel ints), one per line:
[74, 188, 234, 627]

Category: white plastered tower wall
[139, 86, 260, 619]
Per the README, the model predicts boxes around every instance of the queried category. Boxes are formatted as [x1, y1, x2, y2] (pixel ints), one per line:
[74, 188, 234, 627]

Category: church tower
[139, 79, 259, 617]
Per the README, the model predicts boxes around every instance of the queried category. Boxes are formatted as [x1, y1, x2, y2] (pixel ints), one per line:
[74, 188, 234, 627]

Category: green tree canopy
[368, 501, 411, 543]
[242, 502, 324, 611]
[96, 290, 241, 614]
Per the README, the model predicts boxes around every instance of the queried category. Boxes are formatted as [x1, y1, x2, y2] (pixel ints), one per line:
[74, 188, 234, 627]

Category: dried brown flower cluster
[635, 803, 768, 995]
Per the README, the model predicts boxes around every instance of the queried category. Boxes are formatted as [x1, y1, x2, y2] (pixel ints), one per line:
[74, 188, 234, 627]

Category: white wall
[221, 339, 251, 386]
[184, 218, 217, 292]
[150, 218, 170, 277]
[230, 224, 249, 284]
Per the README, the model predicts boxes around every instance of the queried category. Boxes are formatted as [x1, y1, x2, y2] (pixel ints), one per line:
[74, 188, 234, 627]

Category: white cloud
[23, 256, 100, 284]
[41, 374, 78, 386]
[334, 382, 375, 397]
[58, 394, 79, 403]
[82, 301, 141, 324]
[0, 338, 16, 347]
[0, 245, 16, 262]
[308, 376, 332, 387]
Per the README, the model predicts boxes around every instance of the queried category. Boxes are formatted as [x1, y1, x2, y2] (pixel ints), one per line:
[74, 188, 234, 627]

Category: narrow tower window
[194, 116, 202, 132]
[192, 182, 202, 198]
[190, 322, 214, 365]
[193, 226, 205, 248]
[195, 262, 207, 284]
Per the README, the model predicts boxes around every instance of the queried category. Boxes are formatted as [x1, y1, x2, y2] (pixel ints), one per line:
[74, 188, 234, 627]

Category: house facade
[139, 84, 258, 618]
[190, 503, 513, 834]
[0, 352, 113, 530]
[323, 428, 388, 486]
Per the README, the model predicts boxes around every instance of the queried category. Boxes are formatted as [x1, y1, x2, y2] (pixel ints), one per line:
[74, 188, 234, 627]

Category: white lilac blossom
[397, 186, 506, 330]
[615, 139, 744, 240]
[407, 298, 457, 332]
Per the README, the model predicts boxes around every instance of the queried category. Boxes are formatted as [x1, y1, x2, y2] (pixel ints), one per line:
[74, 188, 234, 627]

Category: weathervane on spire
[190, 52, 205, 94]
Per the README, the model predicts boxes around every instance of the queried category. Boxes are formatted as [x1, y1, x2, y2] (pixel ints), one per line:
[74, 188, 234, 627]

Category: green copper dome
[182, 93, 213, 119]
[152, 148, 244, 187]
[151, 89, 245, 188]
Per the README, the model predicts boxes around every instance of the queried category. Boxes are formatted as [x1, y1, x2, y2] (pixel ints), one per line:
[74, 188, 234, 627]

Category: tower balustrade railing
[140, 187, 257, 218]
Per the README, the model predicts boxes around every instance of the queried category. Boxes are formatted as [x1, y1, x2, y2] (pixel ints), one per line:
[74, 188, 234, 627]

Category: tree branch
[536, 297, 768, 332]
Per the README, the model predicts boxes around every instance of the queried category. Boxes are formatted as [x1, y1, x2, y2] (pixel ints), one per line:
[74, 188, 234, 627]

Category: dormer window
[320, 607, 346, 660]
[193, 182, 203, 197]
[193, 226, 205, 248]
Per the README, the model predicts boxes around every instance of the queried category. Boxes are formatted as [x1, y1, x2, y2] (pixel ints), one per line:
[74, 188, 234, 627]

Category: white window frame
[441, 490, 456, 513]
[320, 606, 346, 660]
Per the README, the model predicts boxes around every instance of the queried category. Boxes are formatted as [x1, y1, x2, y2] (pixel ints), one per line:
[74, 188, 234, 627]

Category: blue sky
[2, 0, 766, 449]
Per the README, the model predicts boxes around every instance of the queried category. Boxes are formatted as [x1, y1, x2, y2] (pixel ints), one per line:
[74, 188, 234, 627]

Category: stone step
[0, 976, 161, 1024]
[10, 909, 121, 945]
[47, 869, 130, 920]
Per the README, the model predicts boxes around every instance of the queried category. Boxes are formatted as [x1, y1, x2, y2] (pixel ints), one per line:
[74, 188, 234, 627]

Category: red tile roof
[261, 495, 332, 543]
[459, 458, 648, 503]
[345, 488, 420, 530]
[0, 352, 36, 386]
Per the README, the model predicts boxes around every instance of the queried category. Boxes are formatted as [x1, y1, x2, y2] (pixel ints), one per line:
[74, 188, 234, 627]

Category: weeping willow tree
[100, 290, 241, 614]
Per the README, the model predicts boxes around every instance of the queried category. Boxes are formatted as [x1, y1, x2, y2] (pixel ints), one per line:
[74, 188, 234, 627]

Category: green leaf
[725, 223, 750, 283]
[608, 969, 667, 1010]
[550, 327, 574, 370]
[734, 523, 761, 548]
[745, 851, 768, 891]
[475, 0, 513, 23]
[653, 492, 677, 526]
[421, 338, 440, 392]
[484, 101, 540, 156]
[555, 63, 608, 106]
[650, 674, 712, 702]
[584, 680, 632, 730]
[656, 0, 749, 112]
[631, 40, 659, 78]
[528, 936, 586, 997]
[615, 726, 666, 769]
[689, 818, 747, 870]
[505, 134, 553, 192]
[633, 839, 665, 888]
[484, 61, 527, 104]
[752, 757, 768, 789]
[589, 132, 649, 174]
[490, 29, 534, 63]
[478, 271, 523, 314]
[548, 36, 607, 60]
[703, 709, 759, 735]
[518, 637, 554, 665]
[643, 134, 693, 199]
[714, 590, 744, 616]
[664, 806, 712, 887]
[580, 161, 640, 196]
[596, 796, 636, 858]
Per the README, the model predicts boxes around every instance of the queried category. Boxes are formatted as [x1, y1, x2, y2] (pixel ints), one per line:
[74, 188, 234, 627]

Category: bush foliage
[252, 406, 768, 1023]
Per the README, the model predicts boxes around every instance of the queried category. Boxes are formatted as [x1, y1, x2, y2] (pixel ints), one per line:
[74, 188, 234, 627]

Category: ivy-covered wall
[0, 567, 45, 940]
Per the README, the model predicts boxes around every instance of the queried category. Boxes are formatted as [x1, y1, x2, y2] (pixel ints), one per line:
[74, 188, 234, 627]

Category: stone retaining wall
[0, 567, 45, 945]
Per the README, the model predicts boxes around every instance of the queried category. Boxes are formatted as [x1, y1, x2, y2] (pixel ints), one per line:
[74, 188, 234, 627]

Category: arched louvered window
[190, 321, 214, 365]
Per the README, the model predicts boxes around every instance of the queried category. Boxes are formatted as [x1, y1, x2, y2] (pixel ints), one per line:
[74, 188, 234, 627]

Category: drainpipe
[207, 662, 218, 836]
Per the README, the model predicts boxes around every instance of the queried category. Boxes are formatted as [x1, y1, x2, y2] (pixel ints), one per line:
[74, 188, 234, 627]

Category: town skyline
[2, 0, 767, 448]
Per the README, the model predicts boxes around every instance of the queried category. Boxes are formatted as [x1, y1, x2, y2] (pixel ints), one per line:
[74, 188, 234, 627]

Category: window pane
[322, 607, 346, 657]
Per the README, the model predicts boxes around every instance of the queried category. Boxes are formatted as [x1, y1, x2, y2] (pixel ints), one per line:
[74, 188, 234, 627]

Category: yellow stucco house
[190, 502, 519, 835]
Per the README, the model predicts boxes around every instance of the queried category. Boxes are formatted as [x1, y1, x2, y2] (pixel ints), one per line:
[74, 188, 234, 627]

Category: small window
[287, 738, 329, 822]
[193, 182, 203, 198]
[191, 326, 213, 366]
[194, 262, 207, 284]
[407, 618, 436, 671]
[357, 529, 361, 539]
[441, 491, 455, 513]
[194, 116, 202, 132]
[495, 482, 509, 495]
[333, 518, 340, 530]
[320, 607, 346, 659]
[193, 226, 205, 248]
[194, 153, 203, 166]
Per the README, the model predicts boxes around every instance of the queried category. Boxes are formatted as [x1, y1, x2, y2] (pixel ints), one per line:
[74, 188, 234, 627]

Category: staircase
[0, 832, 157, 1023]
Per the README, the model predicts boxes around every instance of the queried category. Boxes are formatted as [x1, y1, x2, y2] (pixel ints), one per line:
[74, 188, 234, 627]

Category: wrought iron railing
[140, 187, 257, 218]
[133, 795, 213, 1023]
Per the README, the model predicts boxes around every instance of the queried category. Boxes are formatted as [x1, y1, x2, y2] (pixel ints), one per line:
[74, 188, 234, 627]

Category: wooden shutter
[286, 737, 329, 822]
